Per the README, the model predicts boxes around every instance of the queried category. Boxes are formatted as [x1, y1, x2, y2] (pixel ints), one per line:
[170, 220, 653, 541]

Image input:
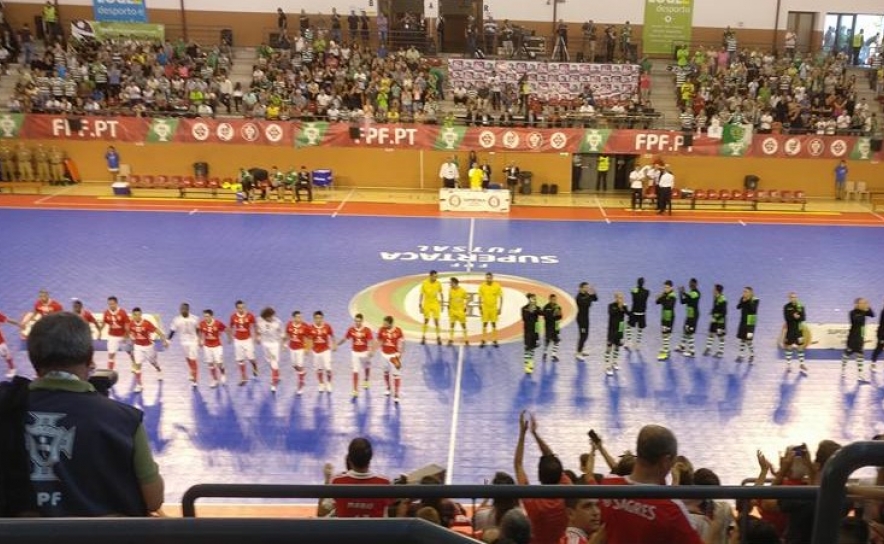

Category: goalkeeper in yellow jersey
[447, 277, 469, 346]
[419, 270, 444, 345]
[478, 272, 503, 347]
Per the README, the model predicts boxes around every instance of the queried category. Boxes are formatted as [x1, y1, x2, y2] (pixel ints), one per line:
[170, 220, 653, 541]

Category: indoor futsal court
[1, 196, 884, 506]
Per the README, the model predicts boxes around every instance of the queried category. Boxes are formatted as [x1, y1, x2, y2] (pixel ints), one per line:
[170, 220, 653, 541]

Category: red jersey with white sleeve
[76, 309, 98, 327]
[128, 319, 157, 347]
[199, 319, 227, 348]
[286, 321, 308, 350]
[0, 312, 9, 344]
[230, 311, 256, 340]
[330, 470, 392, 517]
[35, 298, 63, 316]
[103, 309, 130, 337]
[309, 323, 334, 353]
[345, 326, 373, 353]
[377, 326, 404, 355]
[559, 527, 589, 544]
[599, 476, 703, 544]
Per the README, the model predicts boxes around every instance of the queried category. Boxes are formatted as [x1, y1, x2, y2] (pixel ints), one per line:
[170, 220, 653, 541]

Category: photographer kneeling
[0, 312, 164, 517]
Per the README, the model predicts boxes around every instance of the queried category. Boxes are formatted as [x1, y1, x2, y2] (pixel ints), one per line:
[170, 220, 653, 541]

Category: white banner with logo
[439, 189, 511, 213]
[801, 323, 879, 351]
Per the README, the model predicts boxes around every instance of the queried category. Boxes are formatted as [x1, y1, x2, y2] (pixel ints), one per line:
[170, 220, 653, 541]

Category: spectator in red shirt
[600, 424, 724, 544]
[514, 411, 571, 544]
[330, 437, 391, 517]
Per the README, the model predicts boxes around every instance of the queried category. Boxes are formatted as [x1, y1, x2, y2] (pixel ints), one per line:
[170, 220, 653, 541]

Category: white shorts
[312, 350, 332, 371]
[234, 338, 255, 361]
[261, 341, 281, 369]
[133, 344, 156, 368]
[0, 342, 10, 361]
[381, 352, 402, 377]
[107, 335, 129, 356]
[289, 348, 305, 369]
[351, 350, 371, 373]
[180, 341, 199, 360]
[203, 345, 224, 365]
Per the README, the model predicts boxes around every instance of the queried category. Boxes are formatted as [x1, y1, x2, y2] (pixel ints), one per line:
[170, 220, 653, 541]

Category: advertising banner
[71, 20, 164, 41]
[93, 0, 148, 23]
[642, 0, 694, 55]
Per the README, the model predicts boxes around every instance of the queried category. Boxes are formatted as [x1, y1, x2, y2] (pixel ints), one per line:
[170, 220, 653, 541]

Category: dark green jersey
[737, 297, 759, 327]
[679, 288, 701, 320]
[656, 291, 677, 322]
[711, 294, 727, 324]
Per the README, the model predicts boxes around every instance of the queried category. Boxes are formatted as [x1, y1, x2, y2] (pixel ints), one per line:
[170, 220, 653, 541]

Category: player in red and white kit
[169, 302, 201, 387]
[285, 311, 309, 395]
[337, 313, 374, 398]
[199, 309, 228, 388]
[229, 300, 257, 386]
[0, 309, 22, 378]
[309, 311, 336, 393]
[21, 289, 64, 332]
[330, 437, 392, 517]
[257, 307, 284, 393]
[101, 296, 133, 371]
[71, 299, 99, 331]
[376, 315, 405, 403]
[128, 307, 169, 393]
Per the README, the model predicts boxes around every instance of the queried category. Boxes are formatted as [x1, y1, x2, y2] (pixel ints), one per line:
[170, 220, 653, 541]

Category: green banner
[0, 113, 25, 139]
[719, 123, 749, 157]
[850, 137, 874, 160]
[295, 122, 329, 148]
[642, 0, 694, 55]
[578, 129, 612, 153]
[146, 118, 179, 143]
[70, 20, 165, 41]
[433, 126, 467, 151]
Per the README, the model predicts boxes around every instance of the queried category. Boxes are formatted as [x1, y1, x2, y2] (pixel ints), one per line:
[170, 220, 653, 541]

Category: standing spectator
[514, 411, 571, 544]
[299, 9, 310, 36]
[105, 146, 120, 182]
[4, 312, 164, 516]
[834, 159, 848, 199]
[277, 8, 287, 35]
[600, 425, 720, 544]
[853, 29, 864, 65]
[18, 24, 33, 66]
[360, 11, 370, 46]
[784, 30, 797, 58]
[582, 20, 597, 62]
[330, 438, 391, 517]
[377, 11, 388, 45]
[777, 441, 843, 544]
[473, 472, 520, 538]
[330, 8, 342, 44]
[41, 1, 57, 44]
[348, 10, 359, 44]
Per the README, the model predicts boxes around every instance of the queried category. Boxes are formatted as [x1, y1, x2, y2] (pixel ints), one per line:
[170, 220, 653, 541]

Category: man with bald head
[600, 425, 723, 544]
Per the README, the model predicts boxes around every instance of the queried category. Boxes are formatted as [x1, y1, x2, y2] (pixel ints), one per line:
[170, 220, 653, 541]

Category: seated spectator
[474, 471, 521, 537]
[330, 437, 391, 517]
[562, 497, 604, 544]
[497, 509, 532, 544]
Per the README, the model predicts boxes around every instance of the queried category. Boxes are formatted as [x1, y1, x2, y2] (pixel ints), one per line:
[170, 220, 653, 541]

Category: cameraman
[5, 312, 163, 516]
[555, 19, 568, 61]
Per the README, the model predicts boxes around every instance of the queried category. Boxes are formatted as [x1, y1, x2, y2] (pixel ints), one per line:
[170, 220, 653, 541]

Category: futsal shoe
[657, 351, 669, 361]
[735, 356, 744, 363]
[748, 356, 755, 364]
[191, 380, 198, 388]
[352, 390, 358, 398]
[394, 395, 400, 404]
[385, 388, 391, 396]
[251, 361, 259, 377]
[134, 384, 143, 393]
[239, 379, 247, 386]
[493, 341, 499, 348]
[420, 337, 426, 345]
[524, 361, 534, 374]
[799, 364, 808, 374]
[714, 351, 724, 358]
[326, 382, 333, 393]
[437, 337, 442, 345]
[156, 368, 163, 381]
[576, 353, 586, 361]
[703, 348, 712, 356]
[448, 340, 453, 346]
[683, 351, 695, 358]
[318, 382, 326, 393]
[271, 384, 277, 393]
[209, 379, 218, 388]
[551, 354, 559, 362]
[5, 368, 15, 379]
[858, 372, 869, 383]
[363, 381, 370, 389]
[605, 366, 614, 377]
[480, 340, 487, 348]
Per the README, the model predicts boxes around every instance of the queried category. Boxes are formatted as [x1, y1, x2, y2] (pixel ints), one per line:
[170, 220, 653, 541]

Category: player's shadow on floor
[421, 345, 454, 399]
[573, 360, 593, 409]
[718, 367, 750, 420]
[773, 371, 806, 425]
[683, 359, 710, 406]
[460, 357, 484, 398]
[653, 360, 682, 409]
[184, 387, 252, 453]
[137, 381, 170, 454]
[839, 376, 864, 430]
[285, 398, 334, 455]
[625, 350, 649, 399]
[536, 359, 558, 405]
[604, 376, 625, 430]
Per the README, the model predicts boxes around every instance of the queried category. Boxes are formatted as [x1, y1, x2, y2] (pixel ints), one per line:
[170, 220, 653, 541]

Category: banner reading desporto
[642, 0, 694, 55]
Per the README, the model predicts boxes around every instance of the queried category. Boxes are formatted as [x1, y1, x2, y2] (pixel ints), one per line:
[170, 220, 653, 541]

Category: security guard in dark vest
[0, 312, 163, 516]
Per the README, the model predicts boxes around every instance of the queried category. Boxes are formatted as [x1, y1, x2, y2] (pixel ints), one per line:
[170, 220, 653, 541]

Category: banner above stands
[1, 115, 878, 161]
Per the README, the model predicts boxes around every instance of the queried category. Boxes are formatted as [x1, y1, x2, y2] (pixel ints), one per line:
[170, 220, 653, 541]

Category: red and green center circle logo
[349, 273, 576, 344]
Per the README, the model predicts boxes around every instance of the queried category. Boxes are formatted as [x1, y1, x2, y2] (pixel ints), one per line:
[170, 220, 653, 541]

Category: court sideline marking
[595, 197, 611, 224]
[870, 209, 884, 224]
[34, 184, 77, 204]
[331, 189, 355, 218]
[445, 218, 474, 483]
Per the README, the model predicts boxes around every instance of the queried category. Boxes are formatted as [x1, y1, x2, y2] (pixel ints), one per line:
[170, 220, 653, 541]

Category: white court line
[465, 217, 476, 272]
[189, 209, 198, 215]
[595, 197, 611, 224]
[34, 185, 77, 204]
[739, 220, 747, 226]
[332, 188, 355, 218]
[445, 344, 466, 485]
[870, 209, 884, 223]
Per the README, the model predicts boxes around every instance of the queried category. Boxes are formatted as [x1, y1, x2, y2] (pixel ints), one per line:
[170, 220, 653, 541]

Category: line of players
[521, 278, 884, 382]
[1, 291, 408, 400]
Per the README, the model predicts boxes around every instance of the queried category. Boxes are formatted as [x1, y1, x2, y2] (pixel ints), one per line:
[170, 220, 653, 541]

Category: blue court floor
[1, 208, 883, 503]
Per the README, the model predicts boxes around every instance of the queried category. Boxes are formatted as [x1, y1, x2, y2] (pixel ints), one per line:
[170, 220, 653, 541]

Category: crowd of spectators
[319, 415, 884, 544]
[672, 36, 884, 137]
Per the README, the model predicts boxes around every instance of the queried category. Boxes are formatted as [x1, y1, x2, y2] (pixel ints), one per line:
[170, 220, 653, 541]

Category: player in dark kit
[873, 300, 884, 367]
[625, 277, 650, 350]
[575, 282, 598, 360]
[656, 281, 677, 361]
[736, 287, 759, 363]
[703, 284, 727, 358]
[542, 294, 563, 362]
[781, 292, 808, 374]
[522, 294, 543, 374]
[842, 298, 875, 381]
[605, 292, 628, 376]
[676, 278, 701, 357]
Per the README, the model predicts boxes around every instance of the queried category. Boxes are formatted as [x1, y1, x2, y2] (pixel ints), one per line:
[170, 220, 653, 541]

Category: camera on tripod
[88, 369, 118, 397]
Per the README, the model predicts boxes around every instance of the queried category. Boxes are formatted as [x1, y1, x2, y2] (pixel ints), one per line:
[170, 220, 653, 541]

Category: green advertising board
[70, 20, 165, 42]
[642, 0, 694, 55]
